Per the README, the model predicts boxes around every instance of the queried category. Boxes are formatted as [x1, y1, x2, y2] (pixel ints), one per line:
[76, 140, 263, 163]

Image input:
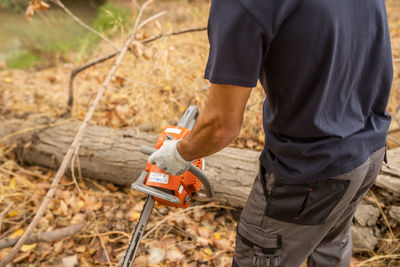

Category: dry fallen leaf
[196, 236, 209, 247]
[213, 239, 232, 251]
[166, 247, 185, 262]
[74, 245, 86, 253]
[204, 247, 213, 256]
[197, 226, 212, 239]
[9, 177, 16, 188]
[53, 240, 64, 254]
[133, 255, 148, 266]
[21, 244, 37, 252]
[9, 228, 24, 238]
[25, 0, 50, 21]
[90, 201, 103, 211]
[8, 210, 19, 217]
[148, 247, 166, 265]
[62, 255, 79, 267]
[214, 232, 221, 239]
[71, 213, 86, 224]
[128, 210, 141, 221]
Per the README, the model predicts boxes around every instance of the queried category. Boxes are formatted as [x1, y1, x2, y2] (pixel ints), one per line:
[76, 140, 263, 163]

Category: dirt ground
[0, 0, 399, 266]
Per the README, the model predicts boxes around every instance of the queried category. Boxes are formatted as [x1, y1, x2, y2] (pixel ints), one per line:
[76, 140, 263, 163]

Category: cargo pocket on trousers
[266, 178, 350, 225]
[235, 219, 282, 266]
[241, 173, 268, 226]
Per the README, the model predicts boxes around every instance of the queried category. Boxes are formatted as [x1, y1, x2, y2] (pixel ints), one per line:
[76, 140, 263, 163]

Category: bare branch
[142, 26, 207, 44]
[0, 224, 84, 250]
[0, 202, 13, 235]
[138, 11, 166, 29]
[388, 128, 400, 135]
[65, 26, 207, 115]
[0, 1, 153, 266]
[50, 0, 121, 51]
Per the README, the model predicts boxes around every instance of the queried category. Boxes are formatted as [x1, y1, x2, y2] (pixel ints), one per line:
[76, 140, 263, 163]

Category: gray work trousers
[233, 147, 385, 267]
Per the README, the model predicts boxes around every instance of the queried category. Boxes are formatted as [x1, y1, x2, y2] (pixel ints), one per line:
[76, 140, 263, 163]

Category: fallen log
[0, 116, 257, 207]
[1, 116, 399, 208]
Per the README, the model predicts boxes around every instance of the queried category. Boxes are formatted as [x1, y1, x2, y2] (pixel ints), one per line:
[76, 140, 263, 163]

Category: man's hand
[149, 140, 193, 175]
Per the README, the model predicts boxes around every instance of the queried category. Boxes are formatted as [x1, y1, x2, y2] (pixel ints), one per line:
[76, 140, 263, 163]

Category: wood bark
[1, 117, 399, 208]
[1, 117, 257, 207]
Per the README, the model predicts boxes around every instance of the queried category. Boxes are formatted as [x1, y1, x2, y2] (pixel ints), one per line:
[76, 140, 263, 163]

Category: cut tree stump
[1, 116, 399, 208]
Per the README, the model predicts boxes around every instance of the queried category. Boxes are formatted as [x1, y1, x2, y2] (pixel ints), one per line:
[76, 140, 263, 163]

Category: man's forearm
[177, 113, 238, 161]
[177, 83, 252, 161]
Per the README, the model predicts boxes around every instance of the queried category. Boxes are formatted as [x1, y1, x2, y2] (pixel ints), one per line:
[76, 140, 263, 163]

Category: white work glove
[149, 140, 193, 175]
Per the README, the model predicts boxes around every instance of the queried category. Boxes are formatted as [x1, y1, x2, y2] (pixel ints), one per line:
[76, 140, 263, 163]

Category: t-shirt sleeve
[204, 0, 266, 88]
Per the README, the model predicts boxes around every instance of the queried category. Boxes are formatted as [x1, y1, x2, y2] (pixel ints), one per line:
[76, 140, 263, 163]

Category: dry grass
[0, 0, 399, 266]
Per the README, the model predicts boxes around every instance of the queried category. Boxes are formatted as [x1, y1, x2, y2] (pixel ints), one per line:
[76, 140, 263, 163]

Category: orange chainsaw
[121, 105, 214, 267]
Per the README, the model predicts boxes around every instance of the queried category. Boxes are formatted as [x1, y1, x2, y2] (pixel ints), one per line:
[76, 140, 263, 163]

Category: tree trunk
[1, 116, 399, 208]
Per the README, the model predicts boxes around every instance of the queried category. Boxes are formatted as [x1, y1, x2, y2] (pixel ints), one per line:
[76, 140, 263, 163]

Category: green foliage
[92, 3, 132, 33]
[76, 3, 132, 62]
[16, 16, 86, 53]
[6, 50, 40, 69]
[2, 2, 132, 69]
[0, 0, 27, 12]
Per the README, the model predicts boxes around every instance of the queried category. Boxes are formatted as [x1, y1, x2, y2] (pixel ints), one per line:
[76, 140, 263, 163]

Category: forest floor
[0, 0, 399, 266]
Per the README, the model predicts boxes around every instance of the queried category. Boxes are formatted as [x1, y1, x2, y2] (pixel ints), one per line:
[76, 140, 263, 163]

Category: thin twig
[0, 202, 13, 234]
[70, 143, 82, 195]
[0, 214, 34, 240]
[99, 234, 112, 267]
[142, 26, 207, 44]
[0, 167, 32, 186]
[358, 254, 400, 266]
[0, 223, 84, 249]
[0, 1, 153, 266]
[75, 150, 84, 187]
[94, 220, 112, 267]
[78, 230, 131, 239]
[388, 135, 400, 145]
[15, 165, 50, 181]
[142, 203, 232, 240]
[50, 0, 121, 51]
[388, 127, 400, 134]
[137, 11, 166, 30]
[65, 26, 207, 114]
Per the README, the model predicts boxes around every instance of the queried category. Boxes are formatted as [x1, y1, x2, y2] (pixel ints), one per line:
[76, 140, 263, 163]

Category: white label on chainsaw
[178, 185, 184, 194]
[165, 128, 182, 134]
[148, 172, 169, 184]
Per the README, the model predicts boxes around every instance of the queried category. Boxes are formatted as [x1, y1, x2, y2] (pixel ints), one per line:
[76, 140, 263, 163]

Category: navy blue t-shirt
[205, 0, 393, 183]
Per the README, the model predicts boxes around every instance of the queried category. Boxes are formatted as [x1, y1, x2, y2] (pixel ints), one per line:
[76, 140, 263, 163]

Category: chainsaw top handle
[140, 145, 214, 199]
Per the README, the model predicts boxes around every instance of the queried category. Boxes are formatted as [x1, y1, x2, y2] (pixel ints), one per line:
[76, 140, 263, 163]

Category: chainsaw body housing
[144, 126, 204, 208]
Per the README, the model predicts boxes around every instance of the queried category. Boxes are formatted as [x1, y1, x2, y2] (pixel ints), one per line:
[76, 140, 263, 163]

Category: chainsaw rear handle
[140, 145, 214, 199]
